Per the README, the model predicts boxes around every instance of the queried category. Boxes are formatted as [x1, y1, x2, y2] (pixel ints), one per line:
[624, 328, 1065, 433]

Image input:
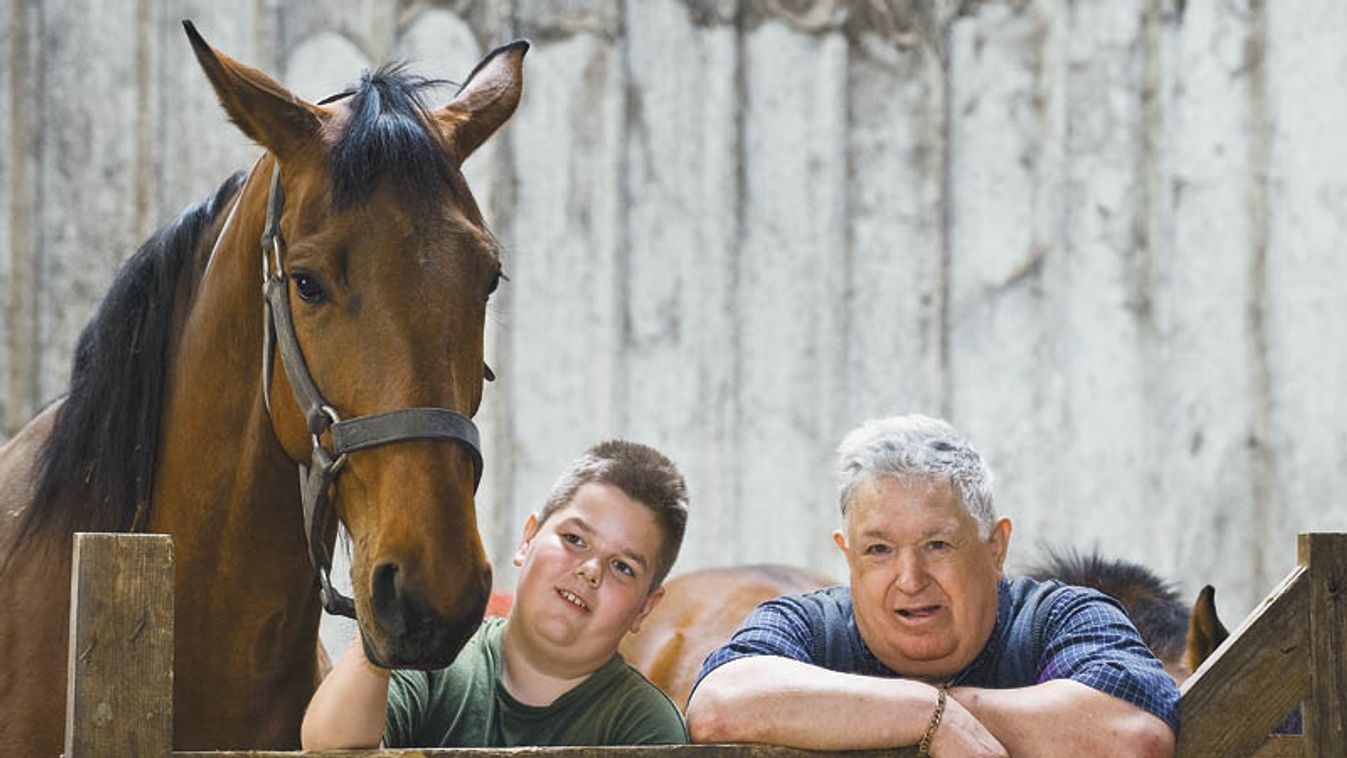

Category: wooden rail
[1176, 533, 1345, 757]
[65, 533, 1347, 757]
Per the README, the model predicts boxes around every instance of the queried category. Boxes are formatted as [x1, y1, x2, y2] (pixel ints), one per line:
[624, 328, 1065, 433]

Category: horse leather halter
[259, 163, 483, 619]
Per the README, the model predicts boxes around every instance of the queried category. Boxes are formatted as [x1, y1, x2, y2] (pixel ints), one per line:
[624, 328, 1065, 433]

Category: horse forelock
[19, 172, 247, 543]
[327, 64, 469, 214]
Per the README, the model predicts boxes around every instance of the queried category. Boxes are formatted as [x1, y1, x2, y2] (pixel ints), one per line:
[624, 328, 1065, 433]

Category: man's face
[511, 482, 666, 674]
[833, 475, 1011, 680]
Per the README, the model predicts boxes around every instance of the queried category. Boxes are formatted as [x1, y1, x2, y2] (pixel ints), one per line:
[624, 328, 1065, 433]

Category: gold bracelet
[916, 683, 948, 757]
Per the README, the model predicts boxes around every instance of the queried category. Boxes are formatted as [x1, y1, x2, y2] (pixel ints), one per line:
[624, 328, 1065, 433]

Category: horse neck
[147, 164, 322, 707]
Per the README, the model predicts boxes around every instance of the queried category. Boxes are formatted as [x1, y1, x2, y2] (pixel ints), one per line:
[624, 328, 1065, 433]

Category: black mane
[19, 172, 245, 542]
[328, 64, 459, 210]
[1028, 546, 1188, 664]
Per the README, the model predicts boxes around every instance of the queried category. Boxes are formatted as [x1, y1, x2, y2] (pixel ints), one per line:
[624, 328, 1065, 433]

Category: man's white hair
[836, 414, 996, 537]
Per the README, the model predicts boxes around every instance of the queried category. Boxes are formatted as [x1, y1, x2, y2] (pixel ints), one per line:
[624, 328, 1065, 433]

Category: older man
[686, 415, 1177, 757]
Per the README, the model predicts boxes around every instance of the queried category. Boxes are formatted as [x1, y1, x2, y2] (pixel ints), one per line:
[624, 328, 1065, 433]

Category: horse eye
[292, 271, 325, 303]
[483, 363, 496, 382]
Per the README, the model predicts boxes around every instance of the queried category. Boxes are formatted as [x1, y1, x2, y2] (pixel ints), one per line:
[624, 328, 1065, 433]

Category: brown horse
[618, 564, 836, 710]
[1024, 547, 1228, 684]
[0, 24, 525, 755]
[622, 555, 1230, 710]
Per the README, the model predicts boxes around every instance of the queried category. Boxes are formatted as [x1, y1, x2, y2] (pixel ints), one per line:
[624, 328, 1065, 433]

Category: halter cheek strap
[259, 163, 484, 619]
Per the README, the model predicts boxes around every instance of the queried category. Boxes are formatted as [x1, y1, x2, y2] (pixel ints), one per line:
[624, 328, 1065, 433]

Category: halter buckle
[312, 406, 348, 475]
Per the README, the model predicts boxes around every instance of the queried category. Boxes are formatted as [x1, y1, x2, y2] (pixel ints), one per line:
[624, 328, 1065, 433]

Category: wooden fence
[63, 532, 1345, 757]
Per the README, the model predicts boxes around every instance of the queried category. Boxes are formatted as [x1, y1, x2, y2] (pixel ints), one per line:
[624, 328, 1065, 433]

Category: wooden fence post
[1300, 532, 1346, 756]
[65, 532, 174, 758]
[1175, 565, 1308, 756]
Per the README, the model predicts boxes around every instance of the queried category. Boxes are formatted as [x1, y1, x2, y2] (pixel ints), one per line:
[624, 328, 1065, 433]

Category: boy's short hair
[538, 440, 689, 589]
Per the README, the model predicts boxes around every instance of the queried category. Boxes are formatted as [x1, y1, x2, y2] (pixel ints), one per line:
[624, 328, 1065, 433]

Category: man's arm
[951, 679, 1174, 758]
[686, 656, 1005, 756]
[300, 638, 391, 750]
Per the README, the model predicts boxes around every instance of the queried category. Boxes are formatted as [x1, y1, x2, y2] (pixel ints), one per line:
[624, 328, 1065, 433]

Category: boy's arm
[300, 638, 391, 749]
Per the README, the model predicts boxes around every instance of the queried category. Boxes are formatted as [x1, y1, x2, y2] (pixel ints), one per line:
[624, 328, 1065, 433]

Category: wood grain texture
[945, 1, 1061, 549]
[735, 18, 847, 566]
[1158, 0, 1263, 628]
[176, 746, 917, 757]
[1249, 735, 1303, 758]
[65, 533, 174, 758]
[1265, 0, 1347, 592]
[1300, 533, 1346, 756]
[1177, 565, 1308, 757]
[619, 0, 741, 568]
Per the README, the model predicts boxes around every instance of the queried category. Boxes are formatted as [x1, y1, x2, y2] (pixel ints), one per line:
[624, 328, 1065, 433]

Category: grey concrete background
[4, 1, 1346, 658]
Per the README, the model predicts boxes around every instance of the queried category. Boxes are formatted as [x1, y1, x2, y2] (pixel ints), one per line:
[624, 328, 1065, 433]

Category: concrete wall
[5, 1, 1346, 656]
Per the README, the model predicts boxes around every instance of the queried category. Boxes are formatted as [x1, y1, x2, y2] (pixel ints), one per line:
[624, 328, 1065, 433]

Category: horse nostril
[371, 561, 406, 636]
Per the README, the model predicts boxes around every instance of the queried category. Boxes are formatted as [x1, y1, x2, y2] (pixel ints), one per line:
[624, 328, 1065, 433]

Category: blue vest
[799, 577, 1087, 687]
[983, 576, 1072, 687]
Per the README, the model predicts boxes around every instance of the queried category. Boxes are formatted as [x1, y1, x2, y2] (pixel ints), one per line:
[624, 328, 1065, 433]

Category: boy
[301, 440, 689, 748]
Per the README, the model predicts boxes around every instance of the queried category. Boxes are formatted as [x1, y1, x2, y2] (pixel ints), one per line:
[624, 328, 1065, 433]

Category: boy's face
[511, 482, 666, 673]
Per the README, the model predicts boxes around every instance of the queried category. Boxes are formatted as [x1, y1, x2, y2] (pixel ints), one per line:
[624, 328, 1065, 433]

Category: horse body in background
[0, 25, 526, 755]
[1024, 547, 1228, 684]
[623, 554, 1229, 710]
[619, 564, 835, 709]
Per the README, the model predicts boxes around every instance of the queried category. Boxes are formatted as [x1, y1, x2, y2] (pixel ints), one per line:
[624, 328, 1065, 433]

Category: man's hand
[949, 680, 1175, 758]
[689, 656, 998, 751]
[929, 695, 1008, 757]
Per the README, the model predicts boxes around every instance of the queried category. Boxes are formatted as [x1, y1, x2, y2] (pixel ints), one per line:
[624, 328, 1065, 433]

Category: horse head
[186, 24, 524, 668]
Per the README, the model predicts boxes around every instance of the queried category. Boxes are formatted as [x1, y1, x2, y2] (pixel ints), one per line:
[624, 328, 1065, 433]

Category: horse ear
[435, 40, 528, 163]
[1183, 584, 1230, 673]
[183, 20, 324, 159]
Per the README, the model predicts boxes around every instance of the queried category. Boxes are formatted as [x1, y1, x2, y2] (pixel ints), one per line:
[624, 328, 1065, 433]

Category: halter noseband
[259, 164, 484, 619]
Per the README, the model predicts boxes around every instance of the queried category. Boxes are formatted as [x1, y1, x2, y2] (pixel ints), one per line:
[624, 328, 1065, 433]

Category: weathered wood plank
[945, 1, 1063, 547]
[154, 8, 263, 221]
[0, 0, 10, 427]
[0, 0, 33, 435]
[1056, 0, 1156, 570]
[736, 19, 847, 566]
[515, 0, 621, 41]
[845, 21, 944, 427]
[277, 0, 382, 65]
[1249, 735, 1303, 758]
[501, 32, 623, 543]
[178, 745, 916, 757]
[65, 533, 174, 758]
[1264, 0, 1347, 580]
[283, 32, 371, 103]
[1177, 565, 1308, 757]
[618, 0, 740, 568]
[37, 0, 144, 401]
[1300, 533, 1346, 756]
[1156, 0, 1263, 625]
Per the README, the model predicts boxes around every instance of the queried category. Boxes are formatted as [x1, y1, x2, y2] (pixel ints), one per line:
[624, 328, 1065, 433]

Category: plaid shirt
[691, 577, 1180, 734]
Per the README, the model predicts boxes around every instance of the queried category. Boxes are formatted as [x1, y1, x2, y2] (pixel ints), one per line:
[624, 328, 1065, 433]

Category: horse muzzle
[361, 559, 492, 669]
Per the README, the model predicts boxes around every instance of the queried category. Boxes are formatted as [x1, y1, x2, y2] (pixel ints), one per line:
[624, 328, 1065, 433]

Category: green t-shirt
[384, 616, 688, 747]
